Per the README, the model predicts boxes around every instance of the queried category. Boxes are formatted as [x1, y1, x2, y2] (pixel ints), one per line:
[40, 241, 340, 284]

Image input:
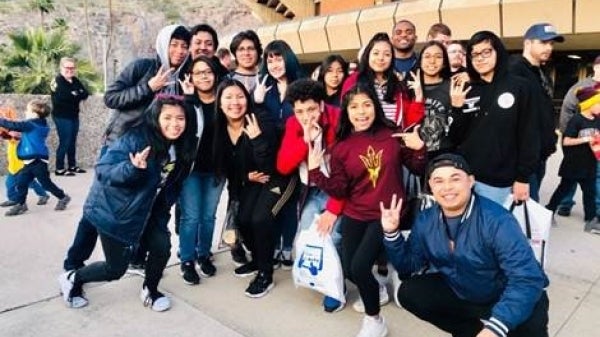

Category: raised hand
[380, 194, 403, 234]
[302, 120, 322, 144]
[129, 146, 151, 169]
[307, 141, 325, 171]
[148, 67, 173, 92]
[450, 76, 472, 108]
[242, 113, 262, 139]
[407, 70, 423, 102]
[253, 75, 273, 104]
[248, 170, 270, 184]
[392, 125, 425, 150]
[178, 74, 195, 95]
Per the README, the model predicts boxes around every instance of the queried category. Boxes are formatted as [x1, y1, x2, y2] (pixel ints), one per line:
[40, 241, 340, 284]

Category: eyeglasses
[63, 66, 76, 70]
[192, 70, 214, 77]
[448, 50, 466, 55]
[470, 48, 494, 60]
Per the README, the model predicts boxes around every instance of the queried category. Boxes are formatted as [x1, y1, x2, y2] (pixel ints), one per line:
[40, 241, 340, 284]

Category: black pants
[341, 216, 384, 316]
[64, 217, 98, 271]
[237, 184, 278, 276]
[546, 176, 596, 221]
[74, 218, 171, 294]
[14, 160, 65, 204]
[398, 273, 549, 337]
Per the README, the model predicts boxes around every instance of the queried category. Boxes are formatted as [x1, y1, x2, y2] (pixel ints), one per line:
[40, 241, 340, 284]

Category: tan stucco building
[239, 0, 600, 97]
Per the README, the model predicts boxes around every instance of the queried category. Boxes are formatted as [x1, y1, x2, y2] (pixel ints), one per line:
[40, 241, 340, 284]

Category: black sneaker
[37, 195, 50, 205]
[556, 208, 571, 217]
[5, 203, 27, 216]
[55, 169, 75, 176]
[68, 167, 87, 174]
[126, 263, 146, 277]
[0, 200, 17, 207]
[280, 250, 293, 270]
[245, 272, 274, 298]
[233, 262, 258, 278]
[180, 261, 200, 285]
[231, 243, 249, 266]
[55, 195, 71, 211]
[198, 256, 216, 277]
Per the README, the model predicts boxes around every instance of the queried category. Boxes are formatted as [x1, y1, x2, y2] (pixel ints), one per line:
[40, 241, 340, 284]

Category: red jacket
[276, 104, 344, 214]
[341, 72, 424, 130]
[309, 127, 427, 222]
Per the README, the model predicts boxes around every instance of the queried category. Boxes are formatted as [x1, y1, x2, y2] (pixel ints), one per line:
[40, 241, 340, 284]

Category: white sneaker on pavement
[356, 315, 388, 337]
[353, 283, 390, 313]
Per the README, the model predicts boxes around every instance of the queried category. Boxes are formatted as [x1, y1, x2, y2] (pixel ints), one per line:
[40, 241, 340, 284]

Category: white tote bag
[292, 215, 345, 303]
[504, 197, 552, 268]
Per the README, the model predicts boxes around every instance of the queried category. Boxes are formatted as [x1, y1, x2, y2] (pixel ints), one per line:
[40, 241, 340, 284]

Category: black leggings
[398, 273, 549, 337]
[340, 216, 384, 316]
[74, 219, 171, 295]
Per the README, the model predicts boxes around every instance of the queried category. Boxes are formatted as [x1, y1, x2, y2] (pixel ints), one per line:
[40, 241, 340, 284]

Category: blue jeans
[557, 161, 600, 216]
[474, 181, 511, 206]
[178, 171, 225, 262]
[529, 160, 547, 202]
[5, 172, 47, 201]
[298, 187, 342, 254]
[53, 117, 80, 170]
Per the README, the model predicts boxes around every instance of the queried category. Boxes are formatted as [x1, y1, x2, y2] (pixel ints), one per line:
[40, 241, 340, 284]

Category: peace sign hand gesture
[148, 67, 173, 92]
[406, 70, 423, 102]
[242, 114, 262, 139]
[178, 74, 195, 95]
[129, 146, 151, 169]
[380, 194, 403, 234]
[450, 76, 472, 108]
[253, 75, 273, 104]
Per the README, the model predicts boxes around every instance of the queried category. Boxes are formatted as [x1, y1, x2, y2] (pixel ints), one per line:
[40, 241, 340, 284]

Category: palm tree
[28, 0, 55, 28]
[1, 27, 101, 94]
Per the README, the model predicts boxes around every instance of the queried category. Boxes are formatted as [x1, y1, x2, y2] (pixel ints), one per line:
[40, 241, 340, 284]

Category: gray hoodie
[103, 24, 189, 144]
[558, 77, 598, 133]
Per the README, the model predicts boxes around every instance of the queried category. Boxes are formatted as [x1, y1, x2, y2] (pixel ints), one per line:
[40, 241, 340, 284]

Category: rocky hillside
[0, 0, 261, 83]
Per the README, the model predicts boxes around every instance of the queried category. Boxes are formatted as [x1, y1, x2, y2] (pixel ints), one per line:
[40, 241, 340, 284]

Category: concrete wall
[0, 94, 109, 176]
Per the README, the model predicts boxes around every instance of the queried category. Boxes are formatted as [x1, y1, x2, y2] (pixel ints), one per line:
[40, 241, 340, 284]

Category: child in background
[0, 99, 71, 216]
[1, 130, 49, 207]
[546, 85, 600, 233]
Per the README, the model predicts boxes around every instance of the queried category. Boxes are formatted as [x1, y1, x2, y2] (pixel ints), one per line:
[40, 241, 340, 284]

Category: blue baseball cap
[524, 23, 564, 42]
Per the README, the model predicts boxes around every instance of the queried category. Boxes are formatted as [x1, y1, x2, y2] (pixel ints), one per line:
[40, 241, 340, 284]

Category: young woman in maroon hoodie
[308, 83, 427, 337]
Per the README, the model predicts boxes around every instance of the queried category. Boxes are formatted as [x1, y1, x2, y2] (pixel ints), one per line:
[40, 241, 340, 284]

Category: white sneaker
[58, 271, 88, 308]
[353, 284, 390, 313]
[140, 286, 171, 312]
[356, 315, 388, 337]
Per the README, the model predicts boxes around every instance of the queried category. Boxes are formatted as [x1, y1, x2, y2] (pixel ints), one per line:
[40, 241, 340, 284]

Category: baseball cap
[524, 23, 564, 42]
[426, 153, 472, 178]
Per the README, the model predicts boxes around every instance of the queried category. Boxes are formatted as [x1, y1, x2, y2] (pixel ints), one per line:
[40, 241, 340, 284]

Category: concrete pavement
[1, 153, 599, 337]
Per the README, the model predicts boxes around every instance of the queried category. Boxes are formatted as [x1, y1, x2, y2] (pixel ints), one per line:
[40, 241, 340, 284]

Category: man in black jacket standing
[449, 31, 540, 205]
[51, 57, 89, 176]
[509, 23, 564, 201]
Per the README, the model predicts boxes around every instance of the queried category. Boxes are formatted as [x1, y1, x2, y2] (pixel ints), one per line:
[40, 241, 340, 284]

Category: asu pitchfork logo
[359, 146, 383, 188]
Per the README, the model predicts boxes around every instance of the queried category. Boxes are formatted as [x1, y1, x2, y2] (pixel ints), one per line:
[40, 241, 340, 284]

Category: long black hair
[358, 32, 408, 103]
[418, 40, 451, 81]
[336, 83, 395, 141]
[144, 95, 196, 165]
[317, 54, 349, 91]
[212, 78, 254, 178]
[259, 40, 304, 84]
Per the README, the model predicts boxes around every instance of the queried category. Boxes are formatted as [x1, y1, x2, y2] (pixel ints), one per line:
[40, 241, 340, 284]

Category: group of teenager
[48, 16, 600, 337]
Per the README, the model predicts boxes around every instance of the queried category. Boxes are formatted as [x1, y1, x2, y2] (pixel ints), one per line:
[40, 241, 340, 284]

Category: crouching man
[381, 153, 549, 337]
